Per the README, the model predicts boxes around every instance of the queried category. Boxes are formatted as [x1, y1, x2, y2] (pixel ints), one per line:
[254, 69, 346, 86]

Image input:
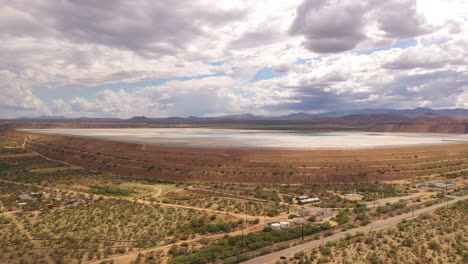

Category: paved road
[243, 195, 466, 264]
[364, 193, 424, 207]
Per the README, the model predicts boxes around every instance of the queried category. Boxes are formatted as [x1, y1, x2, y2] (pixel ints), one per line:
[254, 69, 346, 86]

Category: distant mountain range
[12, 107, 468, 121]
[281, 107, 468, 119]
[16, 115, 65, 120]
[5, 108, 467, 134]
[216, 108, 468, 119]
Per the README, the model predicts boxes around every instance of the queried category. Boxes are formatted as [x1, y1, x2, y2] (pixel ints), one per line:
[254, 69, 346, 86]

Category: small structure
[300, 210, 313, 217]
[66, 199, 80, 208]
[314, 211, 325, 217]
[428, 182, 455, 188]
[66, 199, 78, 205]
[344, 194, 364, 198]
[265, 221, 277, 227]
[30, 192, 43, 198]
[18, 194, 31, 200]
[280, 222, 290, 229]
[270, 223, 281, 231]
[296, 195, 310, 201]
[18, 202, 27, 206]
[298, 197, 320, 205]
[294, 218, 304, 225]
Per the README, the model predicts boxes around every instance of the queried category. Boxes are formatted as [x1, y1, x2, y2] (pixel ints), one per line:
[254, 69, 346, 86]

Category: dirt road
[0, 178, 260, 221]
[85, 223, 266, 264]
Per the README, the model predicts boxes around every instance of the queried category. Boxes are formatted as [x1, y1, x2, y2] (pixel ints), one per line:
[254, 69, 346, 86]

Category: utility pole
[241, 218, 244, 253]
[301, 223, 304, 241]
[371, 200, 376, 232]
[212, 241, 215, 264]
[445, 185, 449, 207]
[377, 202, 381, 220]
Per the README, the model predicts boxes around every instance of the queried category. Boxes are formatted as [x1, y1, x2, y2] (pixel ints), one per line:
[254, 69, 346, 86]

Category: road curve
[242, 195, 466, 264]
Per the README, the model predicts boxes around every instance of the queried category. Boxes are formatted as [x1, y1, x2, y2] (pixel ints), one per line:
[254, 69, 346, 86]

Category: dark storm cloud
[6, 0, 245, 55]
[268, 70, 468, 112]
[289, 0, 367, 53]
[290, 0, 436, 54]
[268, 88, 371, 111]
[374, 1, 435, 39]
[228, 29, 284, 49]
[384, 71, 468, 99]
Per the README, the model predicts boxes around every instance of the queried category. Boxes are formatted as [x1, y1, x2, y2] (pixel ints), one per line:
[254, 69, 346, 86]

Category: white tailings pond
[20, 128, 468, 150]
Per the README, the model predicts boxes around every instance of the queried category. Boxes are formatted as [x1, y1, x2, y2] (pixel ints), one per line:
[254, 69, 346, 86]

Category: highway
[242, 195, 466, 264]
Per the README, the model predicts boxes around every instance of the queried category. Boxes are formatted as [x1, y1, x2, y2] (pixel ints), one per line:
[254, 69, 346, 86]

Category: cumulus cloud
[252, 29, 468, 113]
[0, 71, 47, 117]
[290, 0, 438, 53]
[272, 64, 290, 74]
[50, 76, 249, 118]
[0, 0, 466, 118]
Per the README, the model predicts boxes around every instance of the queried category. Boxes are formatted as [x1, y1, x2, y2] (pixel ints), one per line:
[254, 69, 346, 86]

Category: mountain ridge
[9, 108, 468, 121]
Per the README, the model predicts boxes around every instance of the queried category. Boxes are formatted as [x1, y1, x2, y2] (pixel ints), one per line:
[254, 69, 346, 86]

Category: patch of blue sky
[36, 73, 225, 102]
[249, 67, 286, 82]
[294, 56, 324, 64]
[203, 60, 227, 66]
[354, 39, 417, 55]
[0, 67, 20, 74]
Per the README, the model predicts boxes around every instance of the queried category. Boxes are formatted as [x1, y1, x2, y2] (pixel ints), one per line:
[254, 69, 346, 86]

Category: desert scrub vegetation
[441, 170, 468, 179]
[168, 224, 327, 264]
[0, 152, 178, 195]
[289, 199, 468, 264]
[276, 182, 409, 201]
[0, 137, 28, 153]
[0, 147, 29, 154]
[201, 183, 283, 202]
[131, 250, 165, 264]
[86, 185, 136, 196]
[198, 182, 409, 208]
[15, 199, 239, 262]
[0, 156, 66, 171]
[0, 154, 131, 188]
[0, 215, 46, 264]
[163, 190, 288, 216]
[0, 181, 45, 212]
[3, 168, 109, 186]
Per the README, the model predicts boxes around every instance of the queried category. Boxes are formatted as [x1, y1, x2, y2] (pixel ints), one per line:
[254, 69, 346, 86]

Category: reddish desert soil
[14, 131, 467, 184]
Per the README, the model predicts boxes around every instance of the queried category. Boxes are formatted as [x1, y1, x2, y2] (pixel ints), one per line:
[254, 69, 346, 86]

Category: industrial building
[295, 195, 309, 201]
[18, 194, 31, 200]
[428, 182, 455, 188]
[298, 197, 320, 205]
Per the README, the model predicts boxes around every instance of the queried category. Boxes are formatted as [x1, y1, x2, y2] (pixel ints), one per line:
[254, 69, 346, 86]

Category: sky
[0, 0, 467, 118]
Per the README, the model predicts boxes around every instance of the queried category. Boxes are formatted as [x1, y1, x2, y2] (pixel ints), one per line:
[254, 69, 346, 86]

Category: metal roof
[18, 194, 31, 200]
